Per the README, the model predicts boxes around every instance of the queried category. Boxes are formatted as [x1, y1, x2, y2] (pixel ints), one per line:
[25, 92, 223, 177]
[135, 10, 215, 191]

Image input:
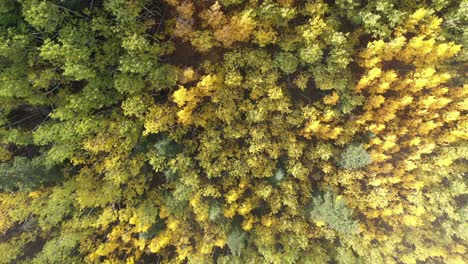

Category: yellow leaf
[173, 86, 188, 107]
[323, 92, 339, 105]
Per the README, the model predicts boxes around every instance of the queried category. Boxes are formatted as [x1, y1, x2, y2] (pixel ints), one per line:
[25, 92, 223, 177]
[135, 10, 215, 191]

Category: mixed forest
[0, 0, 467, 263]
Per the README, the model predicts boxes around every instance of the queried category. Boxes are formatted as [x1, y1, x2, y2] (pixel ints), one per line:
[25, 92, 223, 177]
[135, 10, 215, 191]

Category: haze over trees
[0, 0, 466, 263]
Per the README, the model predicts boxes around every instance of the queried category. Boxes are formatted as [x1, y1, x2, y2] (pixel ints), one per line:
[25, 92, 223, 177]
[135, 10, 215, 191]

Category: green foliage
[299, 43, 322, 64]
[337, 144, 372, 169]
[275, 52, 299, 74]
[0, 1, 465, 263]
[0, 0, 19, 27]
[21, 0, 62, 32]
[270, 160, 287, 185]
[309, 191, 360, 234]
[332, 0, 408, 38]
[209, 200, 223, 221]
[139, 220, 165, 240]
[0, 156, 61, 192]
[272, 166, 285, 183]
[227, 225, 247, 257]
[154, 136, 183, 158]
[32, 232, 82, 264]
[221, 0, 244, 7]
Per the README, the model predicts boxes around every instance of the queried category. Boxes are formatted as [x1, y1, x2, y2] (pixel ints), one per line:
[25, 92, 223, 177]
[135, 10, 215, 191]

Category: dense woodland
[0, 0, 467, 263]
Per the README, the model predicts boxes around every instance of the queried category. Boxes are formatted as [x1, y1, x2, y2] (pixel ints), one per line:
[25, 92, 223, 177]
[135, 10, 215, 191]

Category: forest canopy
[0, 0, 467, 263]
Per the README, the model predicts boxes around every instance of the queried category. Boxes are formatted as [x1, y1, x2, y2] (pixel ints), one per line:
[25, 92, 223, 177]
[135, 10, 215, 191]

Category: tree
[0, 1, 466, 263]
